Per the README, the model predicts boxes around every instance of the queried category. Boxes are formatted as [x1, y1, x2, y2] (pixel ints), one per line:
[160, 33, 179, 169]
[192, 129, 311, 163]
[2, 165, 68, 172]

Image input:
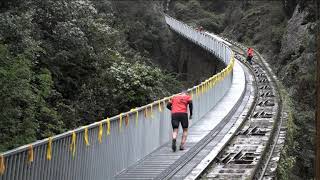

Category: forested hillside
[1, 1, 316, 179]
[0, 0, 224, 152]
[168, 0, 317, 179]
[0, 0, 183, 152]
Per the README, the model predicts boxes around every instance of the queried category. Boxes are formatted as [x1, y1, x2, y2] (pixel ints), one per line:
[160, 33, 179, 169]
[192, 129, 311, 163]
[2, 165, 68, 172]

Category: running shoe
[172, 139, 176, 152]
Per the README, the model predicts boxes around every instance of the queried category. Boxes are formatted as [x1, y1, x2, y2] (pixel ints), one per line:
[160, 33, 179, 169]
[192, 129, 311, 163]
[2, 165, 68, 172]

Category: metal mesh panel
[0, 15, 234, 180]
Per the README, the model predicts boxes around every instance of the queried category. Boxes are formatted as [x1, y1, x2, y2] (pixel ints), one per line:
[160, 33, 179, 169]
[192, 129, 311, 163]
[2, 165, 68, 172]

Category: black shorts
[171, 113, 188, 129]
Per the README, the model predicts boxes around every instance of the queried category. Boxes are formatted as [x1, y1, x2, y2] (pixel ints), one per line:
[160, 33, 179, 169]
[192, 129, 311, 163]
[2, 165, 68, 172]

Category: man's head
[180, 89, 188, 95]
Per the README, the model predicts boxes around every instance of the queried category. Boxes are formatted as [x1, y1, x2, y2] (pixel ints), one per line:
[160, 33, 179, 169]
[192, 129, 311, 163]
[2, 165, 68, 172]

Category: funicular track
[0, 15, 286, 180]
[116, 16, 286, 179]
[196, 41, 285, 180]
[116, 39, 285, 180]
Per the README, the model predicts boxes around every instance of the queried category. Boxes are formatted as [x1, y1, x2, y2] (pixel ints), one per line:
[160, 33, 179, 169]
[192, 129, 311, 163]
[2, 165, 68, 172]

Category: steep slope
[0, 0, 223, 152]
[169, 0, 317, 179]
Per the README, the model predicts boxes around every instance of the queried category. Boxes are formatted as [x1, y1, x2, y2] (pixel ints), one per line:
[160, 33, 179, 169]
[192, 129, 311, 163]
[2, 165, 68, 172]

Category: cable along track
[198, 42, 284, 180]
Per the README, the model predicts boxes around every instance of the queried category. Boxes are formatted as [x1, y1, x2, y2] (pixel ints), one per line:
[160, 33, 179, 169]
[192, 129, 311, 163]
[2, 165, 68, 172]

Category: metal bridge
[0, 15, 286, 180]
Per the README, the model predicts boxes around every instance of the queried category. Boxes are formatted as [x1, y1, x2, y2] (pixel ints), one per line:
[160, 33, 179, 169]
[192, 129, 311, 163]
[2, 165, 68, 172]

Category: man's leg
[171, 116, 179, 152]
[172, 128, 179, 140]
[172, 128, 178, 152]
[180, 114, 189, 150]
[180, 128, 188, 150]
[249, 56, 253, 65]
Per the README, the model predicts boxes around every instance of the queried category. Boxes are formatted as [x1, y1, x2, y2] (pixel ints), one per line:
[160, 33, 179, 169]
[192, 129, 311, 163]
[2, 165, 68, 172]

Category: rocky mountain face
[168, 0, 317, 179]
[223, 3, 316, 179]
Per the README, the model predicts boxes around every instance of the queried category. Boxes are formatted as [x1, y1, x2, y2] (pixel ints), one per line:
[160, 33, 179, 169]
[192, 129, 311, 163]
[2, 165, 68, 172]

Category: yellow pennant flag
[205, 82, 208, 92]
[195, 87, 198, 97]
[0, 155, 5, 175]
[162, 100, 166, 110]
[190, 89, 193, 98]
[144, 108, 148, 118]
[119, 113, 123, 131]
[125, 114, 129, 127]
[158, 101, 162, 112]
[98, 122, 103, 143]
[47, 137, 52, 160]
[150, 105, 153, 119]
[70, 132, 76, 158]
[130, 109, 139, 126]
[84, 127, 90, 146]
[28, 145, 34, 163]
[196, 86, 200, 97]
[106, 118, 111, 135]
[201, 84, 204, 94]
[135, 109, 139, 125]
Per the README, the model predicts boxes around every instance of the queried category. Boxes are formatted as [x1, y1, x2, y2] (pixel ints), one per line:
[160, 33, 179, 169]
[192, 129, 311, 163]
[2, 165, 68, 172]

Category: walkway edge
[184, 60, 254, 180]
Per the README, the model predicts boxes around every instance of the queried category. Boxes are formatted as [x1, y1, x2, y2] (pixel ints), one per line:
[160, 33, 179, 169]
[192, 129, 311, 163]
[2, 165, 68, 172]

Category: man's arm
[188, 100, 193, 119]
[167, 101, 172, 110]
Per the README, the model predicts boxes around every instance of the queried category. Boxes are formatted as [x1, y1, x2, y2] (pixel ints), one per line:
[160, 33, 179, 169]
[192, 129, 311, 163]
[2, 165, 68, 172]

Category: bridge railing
[0, 15, 235, 180]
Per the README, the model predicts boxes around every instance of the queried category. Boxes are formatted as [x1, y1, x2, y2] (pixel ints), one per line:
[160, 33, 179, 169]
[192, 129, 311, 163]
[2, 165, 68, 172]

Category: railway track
[197, 40, 286, 180]
[116, 40, 287, 180]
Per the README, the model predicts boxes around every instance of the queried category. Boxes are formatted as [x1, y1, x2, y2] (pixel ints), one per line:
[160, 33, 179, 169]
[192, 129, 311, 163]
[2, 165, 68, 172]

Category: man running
[247, 47, 254, 65]
[167, 90, 193, 152]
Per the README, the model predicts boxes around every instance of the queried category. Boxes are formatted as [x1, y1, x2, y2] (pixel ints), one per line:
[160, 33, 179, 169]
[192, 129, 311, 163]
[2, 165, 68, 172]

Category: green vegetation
[1, 1, 316, 179]
[277, 89, 297, 180]
[170, 0, 225, 33]
[0, 0, 182, 152]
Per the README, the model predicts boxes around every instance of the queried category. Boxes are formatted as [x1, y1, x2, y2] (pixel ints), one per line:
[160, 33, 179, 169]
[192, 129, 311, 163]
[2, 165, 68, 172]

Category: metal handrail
[0, 15, 235, 180]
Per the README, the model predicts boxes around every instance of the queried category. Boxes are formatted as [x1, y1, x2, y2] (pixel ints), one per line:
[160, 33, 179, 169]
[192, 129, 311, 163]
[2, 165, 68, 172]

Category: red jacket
[247, 48, 254, 57]
[169, 94, 192, 114]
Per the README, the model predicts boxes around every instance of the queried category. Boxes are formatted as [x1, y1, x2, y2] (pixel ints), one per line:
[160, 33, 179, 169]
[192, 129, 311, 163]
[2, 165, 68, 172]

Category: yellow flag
[195, 87, 198, 97]
[144, 108, 148, 118]
[84, 127, 90, 146]
[130, 109, 139, 126]
[98, 122, 103, 143]
[150, 105, 153, 119]
[135, 109, 139, 125]
[0, 155, 5, 175]
[28, 145, 34, 163]
[158, 101, 162, 112]
[106, 118, 111, 135]
[125, 114, 129, 127]
[162, 100, 166, 110]
[47, 137, 52, 160]
[70, 132, 76, 158]
[119, 113, 123, 131]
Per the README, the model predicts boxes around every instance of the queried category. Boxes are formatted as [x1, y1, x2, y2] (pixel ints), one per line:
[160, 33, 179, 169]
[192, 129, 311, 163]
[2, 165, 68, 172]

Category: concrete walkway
[116, 60, 246, 179]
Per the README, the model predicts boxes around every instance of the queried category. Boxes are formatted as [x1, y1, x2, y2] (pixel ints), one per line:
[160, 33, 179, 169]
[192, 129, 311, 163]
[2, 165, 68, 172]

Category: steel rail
[222, 39, 285, 180]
